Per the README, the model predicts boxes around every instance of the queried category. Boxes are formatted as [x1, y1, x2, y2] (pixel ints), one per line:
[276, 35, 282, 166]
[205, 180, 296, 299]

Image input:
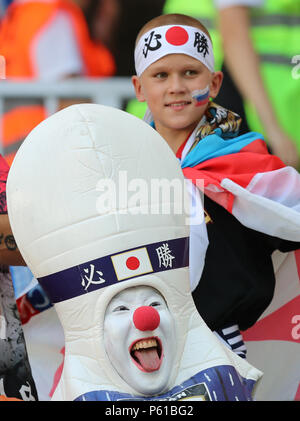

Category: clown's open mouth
[130, 337, 163, 372]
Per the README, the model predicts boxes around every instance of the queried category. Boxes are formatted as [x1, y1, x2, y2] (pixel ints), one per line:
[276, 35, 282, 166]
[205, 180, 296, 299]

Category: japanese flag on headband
[134, 25, 215, 77]
[112, 248, 153, 281]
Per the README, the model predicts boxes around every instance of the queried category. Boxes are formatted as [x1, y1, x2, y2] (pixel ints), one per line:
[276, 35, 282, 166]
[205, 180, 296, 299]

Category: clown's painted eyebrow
[149, 301, 161, 306]
[109, 296, 163, 312]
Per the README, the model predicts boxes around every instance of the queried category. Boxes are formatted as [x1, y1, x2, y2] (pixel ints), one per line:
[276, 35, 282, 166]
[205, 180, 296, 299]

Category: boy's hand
[267, 129, 300, 170]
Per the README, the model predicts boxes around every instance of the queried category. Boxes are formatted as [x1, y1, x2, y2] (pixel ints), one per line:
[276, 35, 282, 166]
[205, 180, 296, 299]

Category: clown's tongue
[134, 347, 160, 372]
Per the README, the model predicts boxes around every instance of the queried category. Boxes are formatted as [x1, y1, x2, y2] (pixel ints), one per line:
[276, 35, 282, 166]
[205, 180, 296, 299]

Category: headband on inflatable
[38, 237, 189, 304]
[134, 25, 215, 77]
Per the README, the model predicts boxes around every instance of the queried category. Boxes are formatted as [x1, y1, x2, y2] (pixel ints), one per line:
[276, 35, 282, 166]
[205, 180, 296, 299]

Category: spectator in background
[0, 0, 116, 166]
[0, 153, 38, 401]
[111, 0, 165, 76]
[216, 0, 300, 169]
[83, 0, 120, 55]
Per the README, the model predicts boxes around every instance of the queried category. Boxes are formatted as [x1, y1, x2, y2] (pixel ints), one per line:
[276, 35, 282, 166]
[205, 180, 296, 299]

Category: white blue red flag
[177, 120, 300, 401]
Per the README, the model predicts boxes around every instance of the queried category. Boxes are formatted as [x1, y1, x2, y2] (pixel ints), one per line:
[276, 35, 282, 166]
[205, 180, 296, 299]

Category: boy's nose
[167, 75, 186, 94]
[133, 306, 160, 331]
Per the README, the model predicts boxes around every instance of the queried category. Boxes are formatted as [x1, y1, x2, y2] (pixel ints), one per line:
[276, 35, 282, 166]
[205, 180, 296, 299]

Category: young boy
[132, 13, 300, 358]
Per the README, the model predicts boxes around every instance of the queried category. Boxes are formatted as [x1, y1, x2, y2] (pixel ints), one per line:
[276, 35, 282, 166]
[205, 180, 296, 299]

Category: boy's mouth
[129, 336, 163, 372]
[165, 100, 191, 109]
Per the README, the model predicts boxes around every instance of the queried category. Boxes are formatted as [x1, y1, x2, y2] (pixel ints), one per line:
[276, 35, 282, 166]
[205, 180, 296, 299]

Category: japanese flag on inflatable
[6, 104, 262, 401]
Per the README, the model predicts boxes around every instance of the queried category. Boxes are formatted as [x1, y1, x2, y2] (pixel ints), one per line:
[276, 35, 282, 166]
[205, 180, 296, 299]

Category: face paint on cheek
[191, 86, 210, 107]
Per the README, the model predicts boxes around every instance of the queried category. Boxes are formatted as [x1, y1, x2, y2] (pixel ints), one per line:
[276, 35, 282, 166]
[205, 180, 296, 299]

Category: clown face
[103, 285, 176, 396]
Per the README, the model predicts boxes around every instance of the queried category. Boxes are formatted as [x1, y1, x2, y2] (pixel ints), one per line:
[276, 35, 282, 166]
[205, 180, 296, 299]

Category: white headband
[134, 25, 215, 77]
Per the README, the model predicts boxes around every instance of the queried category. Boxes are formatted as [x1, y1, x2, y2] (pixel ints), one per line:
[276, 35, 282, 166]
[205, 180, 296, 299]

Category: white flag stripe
[111, 247, 153, 281]
[234, 344, 247, 352]
[222, 324, 239, 335]
[228, 335, 244, 345]
[221, 176, 300, 241]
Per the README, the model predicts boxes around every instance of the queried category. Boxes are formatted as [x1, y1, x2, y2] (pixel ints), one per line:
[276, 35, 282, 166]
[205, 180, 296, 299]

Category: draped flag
[177, 107, 300, 400]
[243, 249, 300, 401]
[180, 132, 300, 242]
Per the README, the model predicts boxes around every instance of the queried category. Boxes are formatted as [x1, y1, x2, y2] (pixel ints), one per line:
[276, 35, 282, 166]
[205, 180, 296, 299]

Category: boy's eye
[154, 72, 168, 79]
[185, 69, 197, 76]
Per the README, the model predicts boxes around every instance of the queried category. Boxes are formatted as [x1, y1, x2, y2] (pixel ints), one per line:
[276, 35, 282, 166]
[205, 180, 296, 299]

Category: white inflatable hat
[7, 104, 262, 401]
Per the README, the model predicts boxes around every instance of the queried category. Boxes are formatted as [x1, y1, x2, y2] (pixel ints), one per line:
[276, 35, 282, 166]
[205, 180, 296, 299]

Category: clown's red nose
[133, 306, 160, 331]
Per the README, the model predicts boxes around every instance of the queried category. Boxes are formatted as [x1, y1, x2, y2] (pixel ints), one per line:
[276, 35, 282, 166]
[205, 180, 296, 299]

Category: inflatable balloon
[6, 104, 262, 401]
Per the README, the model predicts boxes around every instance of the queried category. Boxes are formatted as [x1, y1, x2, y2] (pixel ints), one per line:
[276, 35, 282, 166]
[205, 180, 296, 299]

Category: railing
[0, 77, 136, 154]
[0, 76, 135, 114]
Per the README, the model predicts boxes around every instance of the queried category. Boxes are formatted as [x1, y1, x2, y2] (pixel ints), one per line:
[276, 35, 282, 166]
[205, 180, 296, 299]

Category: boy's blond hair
[135, 13, 212, 46]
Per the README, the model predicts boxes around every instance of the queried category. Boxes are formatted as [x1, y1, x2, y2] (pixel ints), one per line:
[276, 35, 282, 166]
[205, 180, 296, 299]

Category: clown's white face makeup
[104, 285, 176, 396]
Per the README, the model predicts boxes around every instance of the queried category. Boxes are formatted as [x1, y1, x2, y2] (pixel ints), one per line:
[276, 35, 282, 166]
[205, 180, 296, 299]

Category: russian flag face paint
[191, 86, 210, 107]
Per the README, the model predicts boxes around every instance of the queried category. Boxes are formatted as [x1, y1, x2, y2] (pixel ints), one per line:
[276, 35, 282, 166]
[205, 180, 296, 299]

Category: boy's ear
[209, 71, 223, 99]
[131, 75, 146, 102]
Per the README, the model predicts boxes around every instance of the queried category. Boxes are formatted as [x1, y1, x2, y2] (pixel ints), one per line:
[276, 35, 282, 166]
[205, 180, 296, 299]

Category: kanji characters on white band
[134, 25, 215, 77]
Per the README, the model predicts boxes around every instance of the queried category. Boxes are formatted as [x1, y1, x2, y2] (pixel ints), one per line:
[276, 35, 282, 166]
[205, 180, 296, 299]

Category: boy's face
[132, 53, 223, 136]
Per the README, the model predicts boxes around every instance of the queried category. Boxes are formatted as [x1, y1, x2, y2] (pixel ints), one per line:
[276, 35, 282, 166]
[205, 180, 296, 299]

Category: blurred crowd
[0, 0, 166, 77]
[0, 0, 299, 167]
[0, 0, 166, 165]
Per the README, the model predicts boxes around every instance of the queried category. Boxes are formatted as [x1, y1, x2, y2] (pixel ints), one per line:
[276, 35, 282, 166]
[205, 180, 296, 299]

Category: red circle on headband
[165, 26, 189, 46]
[126, 256, 140, 270]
